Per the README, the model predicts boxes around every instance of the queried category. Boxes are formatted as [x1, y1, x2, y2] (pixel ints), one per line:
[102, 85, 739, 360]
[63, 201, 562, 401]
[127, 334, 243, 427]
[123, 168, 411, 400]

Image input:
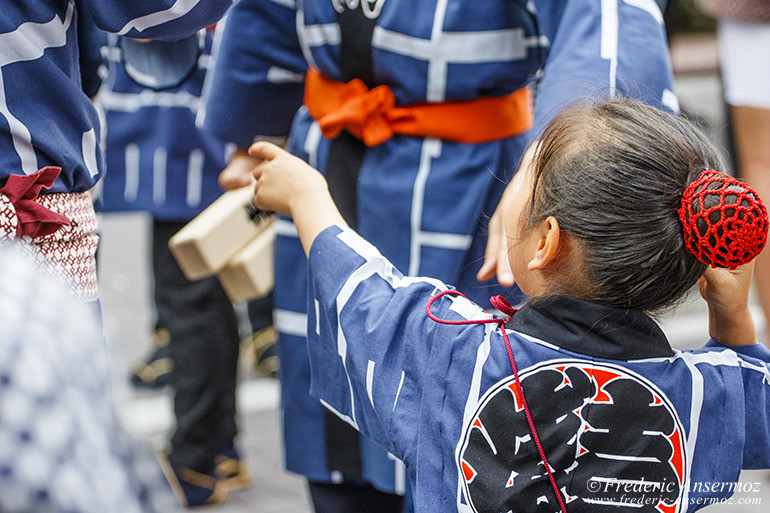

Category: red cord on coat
[426, 290, 568, 513]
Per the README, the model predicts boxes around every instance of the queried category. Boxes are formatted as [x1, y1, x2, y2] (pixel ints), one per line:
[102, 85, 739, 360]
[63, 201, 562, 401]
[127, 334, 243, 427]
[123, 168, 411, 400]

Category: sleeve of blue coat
[705, 339, 770, 468]
[200, 0, 306, 148]
[76, 6, 108, 98]
[82, 0, 232, 41]
[533, 0, 676, 129]
[306, 225, 458, 465]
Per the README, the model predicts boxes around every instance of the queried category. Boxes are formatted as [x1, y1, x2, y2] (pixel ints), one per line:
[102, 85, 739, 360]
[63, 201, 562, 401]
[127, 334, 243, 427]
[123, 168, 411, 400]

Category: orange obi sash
[303, 67, 533, 146]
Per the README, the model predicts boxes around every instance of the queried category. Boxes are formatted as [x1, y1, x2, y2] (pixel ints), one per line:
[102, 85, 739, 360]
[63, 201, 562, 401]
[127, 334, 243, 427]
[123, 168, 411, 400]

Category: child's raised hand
[699, 261, 758, 346]
[699, 262, 754, 314]
[249, 141, 329, 218]
[249, 142, 346, 257]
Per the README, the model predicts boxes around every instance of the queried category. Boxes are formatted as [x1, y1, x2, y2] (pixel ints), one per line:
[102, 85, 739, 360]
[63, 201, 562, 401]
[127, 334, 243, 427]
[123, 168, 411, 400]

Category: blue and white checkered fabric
[0, 243, 179, 513]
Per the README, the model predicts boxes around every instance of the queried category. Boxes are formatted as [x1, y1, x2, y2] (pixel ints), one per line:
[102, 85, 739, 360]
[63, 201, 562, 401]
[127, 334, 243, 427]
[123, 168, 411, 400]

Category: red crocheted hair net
[678, 169, 768, 269]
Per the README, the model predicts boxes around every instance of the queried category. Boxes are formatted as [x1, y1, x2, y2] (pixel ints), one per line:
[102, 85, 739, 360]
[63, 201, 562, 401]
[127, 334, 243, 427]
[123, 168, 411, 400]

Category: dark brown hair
[525, 98, 724, 312]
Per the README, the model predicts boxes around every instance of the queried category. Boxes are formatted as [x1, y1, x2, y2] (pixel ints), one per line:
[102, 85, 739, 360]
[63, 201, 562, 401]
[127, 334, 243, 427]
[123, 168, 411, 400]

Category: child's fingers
[252, 172, 274, 212]
[701, 261, 755, 292]
[248, 141, 284, 161]
[251, 160, 267, 181]
[699, 260, 755, 308]
[730, 260, 756, 283]
[253, 196, 275, 214]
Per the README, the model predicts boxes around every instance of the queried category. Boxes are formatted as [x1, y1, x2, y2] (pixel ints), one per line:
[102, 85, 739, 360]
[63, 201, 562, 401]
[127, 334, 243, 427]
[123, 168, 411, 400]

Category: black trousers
[152, 220, 240, 473]
[308, 482, 405, 513]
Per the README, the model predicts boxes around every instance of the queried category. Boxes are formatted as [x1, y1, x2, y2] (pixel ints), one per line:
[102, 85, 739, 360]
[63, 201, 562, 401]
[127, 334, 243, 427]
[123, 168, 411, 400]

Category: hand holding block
[168, 185, 267, 280]
[217, 218, 276, 302]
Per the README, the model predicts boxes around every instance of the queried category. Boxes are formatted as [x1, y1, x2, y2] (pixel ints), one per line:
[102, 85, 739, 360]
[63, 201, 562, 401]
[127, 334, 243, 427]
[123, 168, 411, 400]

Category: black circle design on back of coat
[458, 362, 685, 513]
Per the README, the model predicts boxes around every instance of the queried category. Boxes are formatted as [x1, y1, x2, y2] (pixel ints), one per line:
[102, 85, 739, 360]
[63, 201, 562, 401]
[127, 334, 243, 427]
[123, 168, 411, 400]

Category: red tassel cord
[426, 290, 568, 513]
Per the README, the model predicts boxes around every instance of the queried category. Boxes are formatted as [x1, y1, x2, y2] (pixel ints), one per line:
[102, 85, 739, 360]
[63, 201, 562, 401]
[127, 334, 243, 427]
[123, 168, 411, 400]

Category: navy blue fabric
[99, 31, 227, 220]
[307, 225, 770, 513]
[202, 0, 677, 493]
[0, 0, 231, 194]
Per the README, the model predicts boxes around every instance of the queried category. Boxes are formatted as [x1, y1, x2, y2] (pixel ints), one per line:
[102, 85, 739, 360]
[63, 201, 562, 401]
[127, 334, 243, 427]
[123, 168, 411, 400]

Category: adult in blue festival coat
[0, 1, 232, 303]
[97, 29, 257, 506]
[99, 31, 229, 221]
[200, 0, 677, 510]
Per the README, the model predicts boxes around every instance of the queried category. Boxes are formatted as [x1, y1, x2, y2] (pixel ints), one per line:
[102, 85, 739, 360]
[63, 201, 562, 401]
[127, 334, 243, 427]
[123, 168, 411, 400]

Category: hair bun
[678, 169, 768, 269]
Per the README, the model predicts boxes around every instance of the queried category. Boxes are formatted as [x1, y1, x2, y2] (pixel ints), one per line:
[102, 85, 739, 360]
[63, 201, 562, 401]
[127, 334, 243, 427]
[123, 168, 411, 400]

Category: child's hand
[249, 142, 346, 257]
[699, 261, 758, 346]
[249, 142, 329, 217]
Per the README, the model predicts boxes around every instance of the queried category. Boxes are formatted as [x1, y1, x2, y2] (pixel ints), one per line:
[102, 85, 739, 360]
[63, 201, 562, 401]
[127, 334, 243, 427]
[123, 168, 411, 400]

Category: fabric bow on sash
[313, 76, 397, 146]
[304, 68, 534, 147]
[0, 166, 71, 239]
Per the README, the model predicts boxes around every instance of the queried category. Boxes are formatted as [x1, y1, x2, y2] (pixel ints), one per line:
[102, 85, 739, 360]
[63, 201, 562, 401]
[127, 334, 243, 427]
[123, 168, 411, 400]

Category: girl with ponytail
[248, 97, 770, 513]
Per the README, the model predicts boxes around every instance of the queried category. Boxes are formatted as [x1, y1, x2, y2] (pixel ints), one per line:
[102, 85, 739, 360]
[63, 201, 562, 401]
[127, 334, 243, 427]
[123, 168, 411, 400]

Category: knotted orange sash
[303, 68, 533, 146]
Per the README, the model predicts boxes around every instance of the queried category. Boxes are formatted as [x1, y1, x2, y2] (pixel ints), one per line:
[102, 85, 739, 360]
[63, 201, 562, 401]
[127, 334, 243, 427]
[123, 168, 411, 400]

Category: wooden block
[168, 185, 270, 280]
[217, 219, 276, 302]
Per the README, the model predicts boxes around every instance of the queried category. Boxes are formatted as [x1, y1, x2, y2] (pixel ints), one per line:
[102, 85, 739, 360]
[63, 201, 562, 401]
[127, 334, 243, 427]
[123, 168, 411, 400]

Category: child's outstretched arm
[699, 261, 759, 346]
[250, 142, 497, 468]
[249, 141, 346, 256]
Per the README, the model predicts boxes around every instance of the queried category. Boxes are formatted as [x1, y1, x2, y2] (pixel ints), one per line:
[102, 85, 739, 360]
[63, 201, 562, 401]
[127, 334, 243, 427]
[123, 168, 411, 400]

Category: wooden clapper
[169, 186, 275, 302]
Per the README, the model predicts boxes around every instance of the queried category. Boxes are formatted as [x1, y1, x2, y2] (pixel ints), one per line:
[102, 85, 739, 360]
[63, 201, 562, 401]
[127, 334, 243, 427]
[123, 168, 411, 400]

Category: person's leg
[129, 324, 173, 389]
[152, 220, 241, 501]
[246, 293, 279, 377]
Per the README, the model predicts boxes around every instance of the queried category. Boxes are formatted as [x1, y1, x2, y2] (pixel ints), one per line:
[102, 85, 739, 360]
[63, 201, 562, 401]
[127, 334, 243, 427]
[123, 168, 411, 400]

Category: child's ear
[527, 216, 561, 271]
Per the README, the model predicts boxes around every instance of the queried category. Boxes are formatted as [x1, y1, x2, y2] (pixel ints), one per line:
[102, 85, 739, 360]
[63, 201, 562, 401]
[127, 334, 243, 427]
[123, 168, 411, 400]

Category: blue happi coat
[307, 225, 770, 513]
[99, 31, 229, 221]
[0, 0, 231, 194]
[201, 0, 676, 492]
